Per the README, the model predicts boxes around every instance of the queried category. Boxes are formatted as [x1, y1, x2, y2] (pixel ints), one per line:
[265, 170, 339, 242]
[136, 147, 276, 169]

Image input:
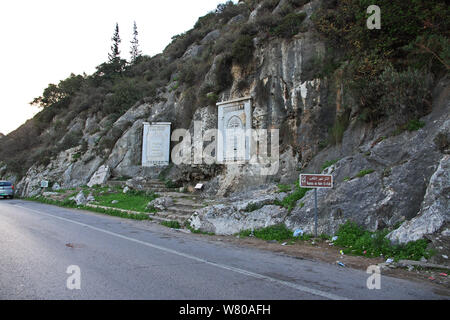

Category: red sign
[300, 174, 333, 189]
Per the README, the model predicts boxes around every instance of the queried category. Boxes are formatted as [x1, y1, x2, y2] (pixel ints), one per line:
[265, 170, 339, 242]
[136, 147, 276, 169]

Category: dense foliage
[312, 0, 449, 126]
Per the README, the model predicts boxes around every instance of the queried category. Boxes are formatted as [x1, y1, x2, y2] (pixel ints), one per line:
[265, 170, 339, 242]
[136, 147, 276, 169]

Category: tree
[108, 23, 121, 63]
[31, 74, 84, 109]
[130, 21, 142, 64]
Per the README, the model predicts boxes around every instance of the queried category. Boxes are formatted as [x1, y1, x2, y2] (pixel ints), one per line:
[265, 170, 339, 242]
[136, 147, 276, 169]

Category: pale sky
[0, 0, 235, 135]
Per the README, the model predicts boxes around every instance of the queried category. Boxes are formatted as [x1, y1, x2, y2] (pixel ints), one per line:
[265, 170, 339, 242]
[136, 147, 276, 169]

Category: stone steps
[101, 182, 210, 224]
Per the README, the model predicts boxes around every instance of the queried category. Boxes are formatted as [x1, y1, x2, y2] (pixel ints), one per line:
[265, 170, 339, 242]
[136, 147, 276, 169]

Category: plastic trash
[281, 242, 288, 246]
[386, 258, 394, 264]
[340, 250, 344, 255]
[293, 229, 304, 237]
[331, 236, 338, 242]
[337, 261, 346, 267]
[439, 273, 448, 277]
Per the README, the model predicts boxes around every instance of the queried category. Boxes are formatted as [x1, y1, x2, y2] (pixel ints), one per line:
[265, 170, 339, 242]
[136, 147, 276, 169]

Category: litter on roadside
[337, 261, 346, 267]
[293, 229, 304, 237]
[439, 273, 448, 277]
[386, 258, 394, 264]
[340, 250, 344, 255]
[332, 236, 338, 242]
[281, 242, 288, 246]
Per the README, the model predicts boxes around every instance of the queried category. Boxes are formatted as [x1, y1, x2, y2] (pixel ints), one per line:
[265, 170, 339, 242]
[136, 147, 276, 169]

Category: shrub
[351, 66, 433, 124]
[288, 0, 310, 8]
[61, 130, 83, 149]
[261, 0, 279, 12]
[329, 112, 350, 145]
[231, 35, 254, 65]
[272, 12, 307, 38]
[406, 119, 426, 132]
[434, 132, 449, 152]
[215, 54, 233, 91]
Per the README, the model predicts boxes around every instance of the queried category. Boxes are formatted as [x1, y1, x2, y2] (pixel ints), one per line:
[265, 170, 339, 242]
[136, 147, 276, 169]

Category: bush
[102, 78, 149, 116]
[406, 119, 426, 132]
[272, 12, 307, 38]
[61, 130, 83, 149]
[351, 65, 433, 124]
[231, 35, 254, 65]
[329, 112, 350, 145]
[215, 54, 233, 91]
[260, 0, 279, 12]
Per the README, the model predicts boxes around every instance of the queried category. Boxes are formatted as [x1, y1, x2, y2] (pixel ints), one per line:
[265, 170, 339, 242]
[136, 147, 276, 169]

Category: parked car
[0, 181, 14, 199]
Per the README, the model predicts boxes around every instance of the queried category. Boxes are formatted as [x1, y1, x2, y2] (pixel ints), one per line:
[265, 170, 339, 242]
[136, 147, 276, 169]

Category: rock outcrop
[387, 155, 450, 244]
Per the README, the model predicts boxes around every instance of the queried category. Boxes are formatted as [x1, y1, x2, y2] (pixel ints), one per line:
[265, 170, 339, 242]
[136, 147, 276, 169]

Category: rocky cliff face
[0, 0, 448, 249]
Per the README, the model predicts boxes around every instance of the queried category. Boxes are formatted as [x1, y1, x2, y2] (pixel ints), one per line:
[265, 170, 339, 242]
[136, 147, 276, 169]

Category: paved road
[0, 199, 448, 300]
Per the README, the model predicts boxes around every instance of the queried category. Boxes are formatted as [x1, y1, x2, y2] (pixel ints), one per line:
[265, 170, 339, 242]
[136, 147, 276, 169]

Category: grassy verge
[25, 196, 152, 221]
[237, 224, 313, 242]
[93, 190, 158, 213]
[334, 221, 434, 261]
[235, 221, 435, 262]
[161, 220, 181, 229]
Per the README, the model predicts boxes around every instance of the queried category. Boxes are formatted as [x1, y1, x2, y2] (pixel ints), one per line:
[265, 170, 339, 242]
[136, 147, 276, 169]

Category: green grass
[355, 169, 375, 178]
[25, 196, 151, 221]
[334, 221, 435, 261]
[238, 224, 313, 242]
[94, 190, 158, 213]
[243, 202, 264, 212]
[274, 182, 311, 212]
[277, 184, 292, 193]
[321, 159, 339, 172]
[161, 220, 181, 229]
[406, 119, 426, 132]
[393, 119, 426, 135]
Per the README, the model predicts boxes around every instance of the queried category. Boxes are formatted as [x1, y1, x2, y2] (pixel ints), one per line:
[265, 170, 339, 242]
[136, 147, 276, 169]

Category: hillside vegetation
[0, 0, 448, 180]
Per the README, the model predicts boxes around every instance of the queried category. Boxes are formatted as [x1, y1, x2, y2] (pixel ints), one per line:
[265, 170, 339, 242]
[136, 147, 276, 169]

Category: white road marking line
[13, 203, 349, 300]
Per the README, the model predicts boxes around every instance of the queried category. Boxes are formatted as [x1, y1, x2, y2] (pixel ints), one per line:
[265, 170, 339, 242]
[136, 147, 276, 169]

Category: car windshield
[0, 182, 12, 187]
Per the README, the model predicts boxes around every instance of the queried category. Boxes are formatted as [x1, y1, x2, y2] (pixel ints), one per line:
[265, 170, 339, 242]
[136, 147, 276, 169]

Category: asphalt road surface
[0, 199, 448, 300]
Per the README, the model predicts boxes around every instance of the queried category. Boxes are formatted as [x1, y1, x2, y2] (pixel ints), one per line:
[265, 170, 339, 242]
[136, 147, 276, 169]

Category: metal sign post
[300, 174, 334, 238]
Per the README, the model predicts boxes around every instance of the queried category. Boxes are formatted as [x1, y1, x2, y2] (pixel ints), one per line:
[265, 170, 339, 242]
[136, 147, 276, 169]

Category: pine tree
[130, 21, 142, 64]
[108, 23, 121, 63]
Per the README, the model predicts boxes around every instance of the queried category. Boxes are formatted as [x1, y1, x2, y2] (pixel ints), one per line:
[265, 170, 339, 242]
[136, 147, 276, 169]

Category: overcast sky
[0, 0, 234, 135]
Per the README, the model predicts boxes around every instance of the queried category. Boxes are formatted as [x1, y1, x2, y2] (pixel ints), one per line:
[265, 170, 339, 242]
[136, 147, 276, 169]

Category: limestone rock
[74, 191, 87, 206]
[52, 183, 61, 191]
[87, 165, 110, 188]
[200, 30, 220, 44]
[188, 186, 288, 235]
[147, 197, 173, 211]
[86, 194, 95, 202]
[388, 155, 450, 244]
[189, 205, 288, 236]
